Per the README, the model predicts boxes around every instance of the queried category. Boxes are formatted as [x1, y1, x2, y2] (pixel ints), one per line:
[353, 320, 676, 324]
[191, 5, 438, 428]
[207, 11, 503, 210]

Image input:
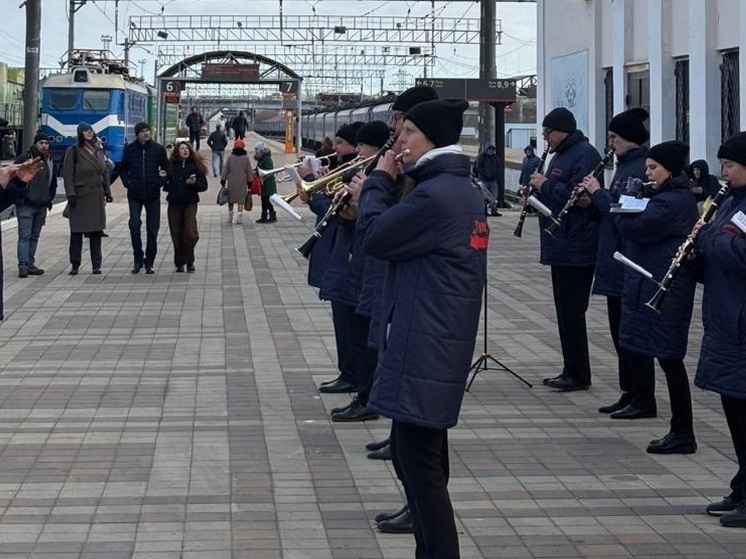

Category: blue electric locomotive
[41, 54, 151, 165]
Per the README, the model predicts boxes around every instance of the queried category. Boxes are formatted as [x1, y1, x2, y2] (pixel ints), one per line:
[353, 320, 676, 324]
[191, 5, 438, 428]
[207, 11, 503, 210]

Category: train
[254, 95, 480, 150]
[40, 51, 156, 165]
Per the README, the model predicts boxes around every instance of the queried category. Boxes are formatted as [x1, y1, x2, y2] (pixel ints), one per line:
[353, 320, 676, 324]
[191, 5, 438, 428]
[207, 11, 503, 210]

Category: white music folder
[610, 194, 650, 214]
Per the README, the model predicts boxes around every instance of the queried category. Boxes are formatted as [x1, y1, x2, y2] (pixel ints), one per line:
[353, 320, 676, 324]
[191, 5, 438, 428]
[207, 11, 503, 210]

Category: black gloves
[47, 202, 53, 211]
[67, 196, 77, 209]
[220, 179, 226, 187]
[105, 195, 113, 203]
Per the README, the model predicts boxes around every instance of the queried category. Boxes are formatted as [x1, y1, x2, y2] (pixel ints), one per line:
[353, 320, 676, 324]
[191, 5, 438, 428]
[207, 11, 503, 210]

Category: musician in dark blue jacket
[582, 108, 656, 419]
[614, 141, 698, 455]
[530, 107, 602, 392]
[358, 98, 487, 558]
[693, 132, 746, 526]
[307, 122, 363, 396]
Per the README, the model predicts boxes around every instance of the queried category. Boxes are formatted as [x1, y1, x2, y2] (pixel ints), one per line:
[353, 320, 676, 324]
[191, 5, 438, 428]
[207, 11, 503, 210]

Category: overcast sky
[2, 0, 536, 93]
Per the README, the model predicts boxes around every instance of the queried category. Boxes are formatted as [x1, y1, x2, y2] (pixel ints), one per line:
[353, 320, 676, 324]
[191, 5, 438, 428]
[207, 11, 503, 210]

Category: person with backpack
[8, 133, 57, 278]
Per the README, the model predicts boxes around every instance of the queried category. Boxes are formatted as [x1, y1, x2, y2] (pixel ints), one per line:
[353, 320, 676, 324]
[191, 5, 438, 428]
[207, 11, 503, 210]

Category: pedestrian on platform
[207, 124, 228, 177]
[221, 138, 251, 224]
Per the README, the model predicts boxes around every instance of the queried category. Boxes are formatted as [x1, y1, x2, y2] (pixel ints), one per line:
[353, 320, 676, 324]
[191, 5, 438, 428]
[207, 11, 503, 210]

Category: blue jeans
[16, 204, 47, 268]
[128, 197, 160, 267]
[211, 150, 225, 176]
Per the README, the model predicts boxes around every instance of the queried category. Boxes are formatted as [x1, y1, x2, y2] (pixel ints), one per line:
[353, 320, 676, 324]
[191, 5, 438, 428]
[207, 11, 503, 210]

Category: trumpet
[258, 153, 337, 180]
[296, 144, 406, 260]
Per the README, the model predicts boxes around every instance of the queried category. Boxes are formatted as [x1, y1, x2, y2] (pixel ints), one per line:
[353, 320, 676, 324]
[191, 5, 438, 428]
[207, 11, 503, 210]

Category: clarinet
[645, 182, 731, 312]
[295, 136, 400, 260]
[544, 147, 615, 236]
[513, 144, 550, 238]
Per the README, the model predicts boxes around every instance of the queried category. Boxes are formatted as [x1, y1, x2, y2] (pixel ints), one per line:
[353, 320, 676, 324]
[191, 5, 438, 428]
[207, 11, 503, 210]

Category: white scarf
[414, 144, 463, 168]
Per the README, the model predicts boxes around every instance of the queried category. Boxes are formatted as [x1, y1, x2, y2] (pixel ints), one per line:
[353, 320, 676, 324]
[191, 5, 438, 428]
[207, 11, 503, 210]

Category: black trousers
[128, 198, 160, 267]
[391, 421, 459, 559]
[260, 195, 276, 220]
[632, 356, 693, 435]
[189, 130, 200, 150]
[722, 395, 746, 502]
[348, 313, 378, 405]
[70, 232, 102, 270]
[331, 301, 356, 386]
[606, 296, 656, 399]
[550, 265, 595, 384]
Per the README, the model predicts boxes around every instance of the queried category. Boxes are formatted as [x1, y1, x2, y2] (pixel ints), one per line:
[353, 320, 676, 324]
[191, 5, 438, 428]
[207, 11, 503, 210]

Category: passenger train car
[41, 53, 155, 165]
[254, 96, 480, 149]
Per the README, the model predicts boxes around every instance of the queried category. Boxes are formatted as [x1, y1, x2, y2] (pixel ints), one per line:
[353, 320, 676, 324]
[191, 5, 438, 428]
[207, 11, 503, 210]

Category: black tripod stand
[466, 177, 533, 392]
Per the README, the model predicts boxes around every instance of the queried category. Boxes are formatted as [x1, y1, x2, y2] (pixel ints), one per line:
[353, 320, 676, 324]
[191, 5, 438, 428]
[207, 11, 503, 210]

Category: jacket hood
[689, 159, 710, 176]
[483, 141, 495, 151]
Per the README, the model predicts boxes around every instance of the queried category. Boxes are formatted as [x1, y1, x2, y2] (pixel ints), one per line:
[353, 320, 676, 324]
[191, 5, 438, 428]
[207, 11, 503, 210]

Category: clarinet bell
[644, 286, 666, 314]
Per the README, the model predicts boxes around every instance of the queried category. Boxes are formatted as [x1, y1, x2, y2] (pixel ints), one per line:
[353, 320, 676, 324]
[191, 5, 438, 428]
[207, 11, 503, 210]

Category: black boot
[377, 508, 414, 534]
[374, 504, 408, 523]
[646, 431, 697, 454]
[599, 393, 633, 414]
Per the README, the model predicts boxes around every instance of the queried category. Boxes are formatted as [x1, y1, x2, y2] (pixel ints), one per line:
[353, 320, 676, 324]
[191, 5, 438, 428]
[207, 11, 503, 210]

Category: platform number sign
[163, 80, 181, 94]
[279, 82, 299, 95]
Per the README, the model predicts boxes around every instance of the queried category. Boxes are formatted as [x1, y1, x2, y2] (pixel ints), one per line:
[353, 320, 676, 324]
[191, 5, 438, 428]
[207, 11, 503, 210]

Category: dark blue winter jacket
[307, 192, 334, 289]
[358, 152, 488, 429]
[614, 173, 698, 359]
[163, 158, 208, 204]
[694, 186, 746, 399]
[591, 146, 647, 297]
[119, 140, 170, 201]
[536, 131, 603, 266]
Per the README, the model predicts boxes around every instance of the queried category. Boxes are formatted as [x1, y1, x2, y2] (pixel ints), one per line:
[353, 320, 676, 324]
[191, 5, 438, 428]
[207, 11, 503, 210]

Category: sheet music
[731, 211, 746, 234]
[609, 194, 650, 214]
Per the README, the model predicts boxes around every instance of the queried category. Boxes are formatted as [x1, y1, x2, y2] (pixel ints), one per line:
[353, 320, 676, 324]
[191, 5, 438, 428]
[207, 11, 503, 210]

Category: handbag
[250, 173, 263, 196]
[244, 193, 253, 212]
[217, 186, 229, 206]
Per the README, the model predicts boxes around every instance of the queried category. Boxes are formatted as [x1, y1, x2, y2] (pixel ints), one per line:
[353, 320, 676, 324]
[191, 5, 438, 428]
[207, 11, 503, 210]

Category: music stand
[466, 177, 533, 391]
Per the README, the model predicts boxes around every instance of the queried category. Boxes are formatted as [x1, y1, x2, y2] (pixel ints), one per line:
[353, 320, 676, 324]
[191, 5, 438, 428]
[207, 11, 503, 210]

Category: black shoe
[267, 215, 277, 223]
[145, 267, 155, 275]
[132, 262, 143, 274]
[490, 209, 502, 217]
[318, 377, 356, 394]
[546, 376, 591, 392]
[542, 373, 565, 386]
[500, 201, 513, 209]
[646, 432, 697, 455]
[175, 266, 185, 273]
[92, 268, 102, 275]
[330, 401, 353, 415]
[331, 400, 379, 422]
[69, 267, 79, 276]
[256, 217, 268, 224]
[367, 444, 391, 460]
[27, 265, 44, 275]
[186, 263, 196, 273]
[599, 393, 633, 414]
[375, 504, 408, 524]
[707, 496, 741, 516]
[366, 438, 390, 452]
[720, 501, 746, 527]
[610, 403, 657, 420]
[18, 267, 28, 278]
[377, 509, 414, 534]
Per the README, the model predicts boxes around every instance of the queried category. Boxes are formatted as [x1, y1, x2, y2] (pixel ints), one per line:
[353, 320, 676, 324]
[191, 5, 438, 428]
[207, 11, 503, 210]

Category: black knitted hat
[404, 99, 469, 148]
[718, 131, 746, 166]
[355, 121, 390, 148]
[646, 140, 690, 176]
[33, 132, 50, 144]
[336, 121, 364, 146]
[608, 107, 649, 144]
[542, 107, 577, 133]
[391, 85, 439, 112]
[134, 122, 150, 135]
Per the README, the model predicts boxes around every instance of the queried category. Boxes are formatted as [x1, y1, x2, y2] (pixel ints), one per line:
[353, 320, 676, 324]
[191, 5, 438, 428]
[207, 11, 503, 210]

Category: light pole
[101, 34, 112, 52]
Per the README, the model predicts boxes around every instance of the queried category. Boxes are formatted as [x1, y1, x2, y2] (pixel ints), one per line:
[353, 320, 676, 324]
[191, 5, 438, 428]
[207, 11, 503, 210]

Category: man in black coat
[185, 107, 205, 150]
[120, 122, 171, 274]
[9, 132, 58, 278]
[206, 124, 228, 177]
[232, 111, 248, 140]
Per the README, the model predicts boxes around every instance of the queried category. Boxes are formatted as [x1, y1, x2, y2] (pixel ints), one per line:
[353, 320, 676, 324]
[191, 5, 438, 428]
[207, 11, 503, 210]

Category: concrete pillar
[611, 0, 627, 114]
[688, 0, 720, 164]
[588, 0, 606, 148]
[738, 1, 746, 130]
[536, 0, 546, 145]
[648, 0, 675, 144]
